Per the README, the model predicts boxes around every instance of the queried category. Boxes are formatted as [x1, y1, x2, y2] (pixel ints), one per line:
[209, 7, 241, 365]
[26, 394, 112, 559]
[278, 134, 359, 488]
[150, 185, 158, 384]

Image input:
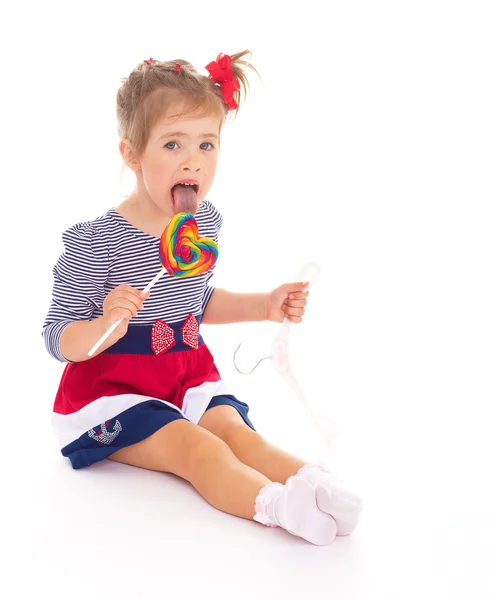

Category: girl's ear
[119, 139, 141, 172]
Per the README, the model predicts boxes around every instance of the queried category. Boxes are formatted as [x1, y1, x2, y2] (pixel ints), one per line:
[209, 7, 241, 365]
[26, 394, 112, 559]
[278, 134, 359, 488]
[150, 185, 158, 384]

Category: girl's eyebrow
[158, 131, 219, 140]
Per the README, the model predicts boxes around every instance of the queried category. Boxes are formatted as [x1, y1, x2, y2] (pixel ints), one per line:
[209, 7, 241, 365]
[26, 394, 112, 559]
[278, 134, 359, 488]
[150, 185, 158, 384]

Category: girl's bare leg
[198, 406, 307, 484]
[107, 418, 271, 520]
[198, 406, 364, 537]
[109, 413, 341, 545]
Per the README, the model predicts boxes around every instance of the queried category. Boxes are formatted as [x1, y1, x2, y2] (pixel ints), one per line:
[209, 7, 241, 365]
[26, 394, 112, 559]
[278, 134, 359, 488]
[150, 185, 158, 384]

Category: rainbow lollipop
[88, 212, 218, 357]
[160, 212, 218, 277]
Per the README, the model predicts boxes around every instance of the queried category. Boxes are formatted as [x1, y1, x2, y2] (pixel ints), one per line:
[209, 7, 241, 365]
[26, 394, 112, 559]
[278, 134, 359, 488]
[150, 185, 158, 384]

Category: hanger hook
[233, 342, 271, 375]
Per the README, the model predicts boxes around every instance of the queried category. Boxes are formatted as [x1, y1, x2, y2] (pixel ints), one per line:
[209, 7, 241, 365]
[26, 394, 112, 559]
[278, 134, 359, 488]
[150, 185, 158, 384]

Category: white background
[1, 1, 490, 598]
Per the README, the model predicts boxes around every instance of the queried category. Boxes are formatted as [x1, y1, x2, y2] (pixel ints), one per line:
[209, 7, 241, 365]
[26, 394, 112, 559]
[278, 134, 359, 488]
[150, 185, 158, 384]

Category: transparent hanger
[233, 262, 339, 447]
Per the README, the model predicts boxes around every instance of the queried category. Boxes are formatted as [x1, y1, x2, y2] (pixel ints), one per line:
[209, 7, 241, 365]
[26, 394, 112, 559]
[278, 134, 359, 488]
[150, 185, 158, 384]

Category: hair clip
[175, 62, 182, 72]
[205, 53, 239, 110]
[144, 58, 154, 67]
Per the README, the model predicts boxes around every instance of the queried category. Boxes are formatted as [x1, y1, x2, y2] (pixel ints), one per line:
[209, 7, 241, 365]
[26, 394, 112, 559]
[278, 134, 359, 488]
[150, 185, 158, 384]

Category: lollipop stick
[87, 267, 166, 357]
[142, 267, 166, 294]
[87, 318, 123, 357]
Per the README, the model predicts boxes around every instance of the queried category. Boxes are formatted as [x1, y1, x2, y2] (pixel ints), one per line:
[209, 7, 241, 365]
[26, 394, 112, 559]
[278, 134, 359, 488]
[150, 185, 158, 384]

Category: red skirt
[51, 315, 255, 469]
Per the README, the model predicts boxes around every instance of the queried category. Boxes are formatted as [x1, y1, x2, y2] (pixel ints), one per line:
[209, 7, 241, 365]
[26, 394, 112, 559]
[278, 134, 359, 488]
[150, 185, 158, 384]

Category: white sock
[253, 478, 337, 546]
[297, 464, 363, 536]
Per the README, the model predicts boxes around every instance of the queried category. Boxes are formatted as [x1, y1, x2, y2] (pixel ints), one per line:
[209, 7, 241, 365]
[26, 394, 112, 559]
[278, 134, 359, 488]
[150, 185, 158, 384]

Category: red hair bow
[205, 53, 239, 110]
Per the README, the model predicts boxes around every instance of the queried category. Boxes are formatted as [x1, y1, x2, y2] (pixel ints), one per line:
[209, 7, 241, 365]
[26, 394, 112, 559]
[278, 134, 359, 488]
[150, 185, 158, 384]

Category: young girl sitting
[42, 51, 362, 546]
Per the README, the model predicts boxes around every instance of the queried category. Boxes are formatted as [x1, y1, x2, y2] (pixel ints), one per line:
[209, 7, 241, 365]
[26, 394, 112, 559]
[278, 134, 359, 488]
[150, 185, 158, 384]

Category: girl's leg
[109, 416, 338, 545]
[198, 405, 363, 535]
[198, 405, 307, 483]
[108, 418, 270, 520]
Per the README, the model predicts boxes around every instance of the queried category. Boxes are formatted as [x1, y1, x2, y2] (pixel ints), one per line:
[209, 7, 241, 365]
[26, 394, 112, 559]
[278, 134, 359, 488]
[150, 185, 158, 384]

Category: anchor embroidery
[88, 420, 122, 446]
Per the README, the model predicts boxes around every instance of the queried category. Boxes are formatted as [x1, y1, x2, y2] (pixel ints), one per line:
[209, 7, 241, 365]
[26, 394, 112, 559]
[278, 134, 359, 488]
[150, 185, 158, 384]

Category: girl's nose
[182, 153, 201, 172]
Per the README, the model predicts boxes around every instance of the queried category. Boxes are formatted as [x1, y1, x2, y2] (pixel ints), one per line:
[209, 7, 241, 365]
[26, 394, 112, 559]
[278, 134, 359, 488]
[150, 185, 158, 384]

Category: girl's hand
[102, 285, 150, 338]
[265, 282, 310, 324]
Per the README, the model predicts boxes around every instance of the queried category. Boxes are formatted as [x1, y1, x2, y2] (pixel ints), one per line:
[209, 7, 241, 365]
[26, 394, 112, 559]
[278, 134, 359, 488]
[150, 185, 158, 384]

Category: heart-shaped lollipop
[160, 212, 218, 277]
[88, 212, 218, 357]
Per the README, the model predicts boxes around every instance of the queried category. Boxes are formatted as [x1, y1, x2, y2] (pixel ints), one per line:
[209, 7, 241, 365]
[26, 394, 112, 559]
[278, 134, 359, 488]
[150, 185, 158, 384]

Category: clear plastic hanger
[233, 262, 340, 448]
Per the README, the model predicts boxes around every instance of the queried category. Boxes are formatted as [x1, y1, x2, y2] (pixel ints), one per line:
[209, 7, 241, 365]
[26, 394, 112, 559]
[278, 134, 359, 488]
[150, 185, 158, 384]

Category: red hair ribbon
[144, 58, 154, 67]
[205, 53, 239, 110]
[175, 62, 182, 72]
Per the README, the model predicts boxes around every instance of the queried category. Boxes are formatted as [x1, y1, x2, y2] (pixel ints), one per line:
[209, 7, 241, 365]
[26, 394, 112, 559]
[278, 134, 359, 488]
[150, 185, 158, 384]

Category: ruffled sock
[297, 464, 363, 536]
[253, 478, 337, 546]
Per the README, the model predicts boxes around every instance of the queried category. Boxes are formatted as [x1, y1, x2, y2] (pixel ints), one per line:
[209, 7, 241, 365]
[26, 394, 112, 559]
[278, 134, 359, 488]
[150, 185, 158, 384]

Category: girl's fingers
[109, 308, 134, 323]
[108, 296, 141, 317]
[287, 315, 302, 324]
[101, 285, 149, 330]
[282, 305, 306, 318]
[286, 298, 307, 308]
[114, 285, 150, 302]
[110, 290, 145, 311]
[115, 284, 143, 294]
[288, 291, 309, 301]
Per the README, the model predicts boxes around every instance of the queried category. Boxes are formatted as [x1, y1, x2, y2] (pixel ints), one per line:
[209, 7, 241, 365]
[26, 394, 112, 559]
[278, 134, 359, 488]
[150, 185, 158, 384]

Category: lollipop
[160, 213, 218, 277]
[87, 212, 218, 357]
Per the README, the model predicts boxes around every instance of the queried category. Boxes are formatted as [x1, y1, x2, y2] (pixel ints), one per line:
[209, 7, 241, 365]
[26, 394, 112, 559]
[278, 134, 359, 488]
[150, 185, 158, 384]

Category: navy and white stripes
[42, 199, 223, 362]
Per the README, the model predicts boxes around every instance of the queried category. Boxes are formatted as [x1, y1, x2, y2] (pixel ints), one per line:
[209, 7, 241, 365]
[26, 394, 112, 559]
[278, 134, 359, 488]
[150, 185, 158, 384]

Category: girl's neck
[115, 193, 172, 238]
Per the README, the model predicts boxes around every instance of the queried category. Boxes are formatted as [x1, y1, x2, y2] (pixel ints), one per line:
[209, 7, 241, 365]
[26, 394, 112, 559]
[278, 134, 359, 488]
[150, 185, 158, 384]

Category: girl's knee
[183, 426, 232, 475]
[108, 418, 219, 476]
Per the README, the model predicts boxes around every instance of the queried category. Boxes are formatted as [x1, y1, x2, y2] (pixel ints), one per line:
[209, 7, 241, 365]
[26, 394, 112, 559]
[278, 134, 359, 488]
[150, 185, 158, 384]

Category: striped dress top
[42, 198, 222, 362]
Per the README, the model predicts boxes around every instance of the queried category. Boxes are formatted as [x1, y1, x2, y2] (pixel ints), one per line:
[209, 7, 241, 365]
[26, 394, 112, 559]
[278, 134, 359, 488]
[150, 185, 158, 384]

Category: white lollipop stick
[87, 266, 167, 357]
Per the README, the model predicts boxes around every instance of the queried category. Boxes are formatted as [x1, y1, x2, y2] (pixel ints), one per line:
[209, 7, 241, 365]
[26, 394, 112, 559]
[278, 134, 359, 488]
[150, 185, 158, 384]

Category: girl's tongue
[172, 184, 198, 215]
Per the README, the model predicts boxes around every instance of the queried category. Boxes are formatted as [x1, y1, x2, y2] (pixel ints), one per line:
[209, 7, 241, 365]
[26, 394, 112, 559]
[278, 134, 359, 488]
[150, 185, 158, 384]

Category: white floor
[3, 328, 491, 599]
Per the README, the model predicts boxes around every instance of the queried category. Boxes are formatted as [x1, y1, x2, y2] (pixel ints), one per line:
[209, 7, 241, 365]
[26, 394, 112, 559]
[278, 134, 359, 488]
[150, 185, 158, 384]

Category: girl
[42, 51, 362, 546]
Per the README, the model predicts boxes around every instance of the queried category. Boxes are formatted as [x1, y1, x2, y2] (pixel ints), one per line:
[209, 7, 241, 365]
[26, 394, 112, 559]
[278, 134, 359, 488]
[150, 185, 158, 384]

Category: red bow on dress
[151, 314, 199, 355]
[205, 53, 240, 110]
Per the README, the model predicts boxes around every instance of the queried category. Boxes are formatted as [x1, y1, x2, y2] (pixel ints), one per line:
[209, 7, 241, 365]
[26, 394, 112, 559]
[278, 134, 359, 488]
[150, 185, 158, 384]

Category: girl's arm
[42, 222, 110, 363]
[59, 318, 118, 362]
[201, 289, 268, 324]
[59, 285, 148, 362]
[201, 282, 310, 326]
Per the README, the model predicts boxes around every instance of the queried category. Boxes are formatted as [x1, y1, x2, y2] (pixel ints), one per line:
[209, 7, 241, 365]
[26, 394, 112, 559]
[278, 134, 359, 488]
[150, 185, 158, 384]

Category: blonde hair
[116, 50, 259, 159]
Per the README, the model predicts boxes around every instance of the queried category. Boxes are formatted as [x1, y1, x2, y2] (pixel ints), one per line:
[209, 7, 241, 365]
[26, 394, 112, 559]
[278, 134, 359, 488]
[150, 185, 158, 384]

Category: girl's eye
[164, 141, 215, 151]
